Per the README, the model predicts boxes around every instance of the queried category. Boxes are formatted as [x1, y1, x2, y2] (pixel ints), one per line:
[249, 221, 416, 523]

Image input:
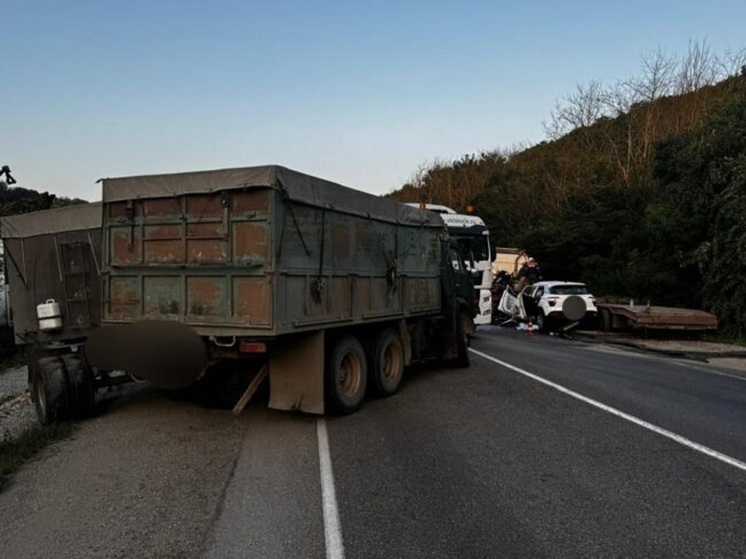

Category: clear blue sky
[2, 0, 745, 201]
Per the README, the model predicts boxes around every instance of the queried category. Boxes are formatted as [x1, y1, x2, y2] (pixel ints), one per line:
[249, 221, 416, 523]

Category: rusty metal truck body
[597, 302, 718, 332]
[101, 166, 445, 337]
[2, 203, 102, 345]
[3, 166, 473, 422]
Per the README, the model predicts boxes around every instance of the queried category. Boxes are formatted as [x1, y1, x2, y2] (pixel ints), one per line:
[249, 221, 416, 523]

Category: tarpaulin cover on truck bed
[101, 165, 440, 227]
[0, 202, 102, 239]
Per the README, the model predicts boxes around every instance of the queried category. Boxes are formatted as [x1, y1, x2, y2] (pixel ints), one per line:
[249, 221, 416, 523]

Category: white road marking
[588, 345, 746, 382]
[470, 349, 746, 474]
[317, 419, 345, 559]
[675, 359, 746, 382]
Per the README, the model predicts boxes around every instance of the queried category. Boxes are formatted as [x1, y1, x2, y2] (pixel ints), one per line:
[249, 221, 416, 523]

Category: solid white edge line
[589, 344, 746, 383]
[317, 419, 345, 559]
[675, 359, 746, 383]
[470, 348, 746, 474]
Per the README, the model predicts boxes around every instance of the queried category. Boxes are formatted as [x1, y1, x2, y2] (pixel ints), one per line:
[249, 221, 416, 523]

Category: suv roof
[530, 281, 592, 296]
[533, 281, 587, 288]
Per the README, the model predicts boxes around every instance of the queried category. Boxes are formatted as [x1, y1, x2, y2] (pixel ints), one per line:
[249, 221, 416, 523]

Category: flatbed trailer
[597, 303, 718, 332]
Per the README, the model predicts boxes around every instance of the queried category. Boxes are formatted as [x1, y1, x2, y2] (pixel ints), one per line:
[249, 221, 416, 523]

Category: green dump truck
[2, 165, 474, 423]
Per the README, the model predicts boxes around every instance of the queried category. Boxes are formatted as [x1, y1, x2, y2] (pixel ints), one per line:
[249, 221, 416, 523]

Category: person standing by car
[516, 257, 542, 291]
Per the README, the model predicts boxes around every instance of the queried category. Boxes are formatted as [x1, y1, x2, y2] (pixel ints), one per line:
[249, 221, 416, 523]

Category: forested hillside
[389, 43, 746, 339]
[0, 167, 86, 218]
[0, 168, 87, 294]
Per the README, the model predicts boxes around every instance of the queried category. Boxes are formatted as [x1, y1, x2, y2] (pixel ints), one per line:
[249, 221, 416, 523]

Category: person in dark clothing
[516, 257, 542, 291]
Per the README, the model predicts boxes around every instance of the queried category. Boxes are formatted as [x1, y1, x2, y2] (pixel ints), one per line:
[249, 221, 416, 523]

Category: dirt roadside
[0, 386, 249, 558]
[0, 366, 35, 440]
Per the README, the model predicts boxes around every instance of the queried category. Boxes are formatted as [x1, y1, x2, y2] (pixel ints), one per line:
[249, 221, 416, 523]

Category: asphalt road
[1, 327, 745, 558]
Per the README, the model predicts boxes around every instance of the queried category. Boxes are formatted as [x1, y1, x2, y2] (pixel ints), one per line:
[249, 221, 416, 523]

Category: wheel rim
[382, 343, 403, 383]
[340, 352, 363, 398]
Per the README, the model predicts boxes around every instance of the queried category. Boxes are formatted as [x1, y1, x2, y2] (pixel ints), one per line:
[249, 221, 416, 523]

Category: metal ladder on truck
[59, 241, 94, 332]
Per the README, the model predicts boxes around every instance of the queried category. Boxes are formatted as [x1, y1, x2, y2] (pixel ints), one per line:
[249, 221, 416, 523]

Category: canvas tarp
[1, 202, 102, 239]
[101, 165, 441, 228]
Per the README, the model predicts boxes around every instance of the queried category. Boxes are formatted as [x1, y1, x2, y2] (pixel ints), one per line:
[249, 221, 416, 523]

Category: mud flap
[269, 331, 325, 414]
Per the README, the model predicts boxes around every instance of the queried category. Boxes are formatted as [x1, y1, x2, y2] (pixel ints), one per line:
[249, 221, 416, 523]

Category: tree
[388, 42, 746, 338]
[652, 80, 746, 336]
[0, 183, 57, 216]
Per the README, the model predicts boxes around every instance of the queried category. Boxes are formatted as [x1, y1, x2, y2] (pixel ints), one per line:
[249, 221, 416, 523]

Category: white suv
[524, 281, 597, 332]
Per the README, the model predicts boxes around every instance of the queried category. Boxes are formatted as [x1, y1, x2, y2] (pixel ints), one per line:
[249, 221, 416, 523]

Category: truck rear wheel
[32, 357, 69, 425]
[453, 310, 471, 368]
[326, 335, 367, 414]
[60, 354, 95, 419]
[369, 328, 404, 397]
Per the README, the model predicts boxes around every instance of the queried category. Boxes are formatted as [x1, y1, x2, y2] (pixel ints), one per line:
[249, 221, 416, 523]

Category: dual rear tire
[32, 357, 69, 425]
[369, 328, 405, 398]
[325, 328, 405, 415]
[30, 353, 95, 425]
[326, 335, 368, 414]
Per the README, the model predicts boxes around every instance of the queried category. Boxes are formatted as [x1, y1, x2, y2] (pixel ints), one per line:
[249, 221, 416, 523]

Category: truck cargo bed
[1, 203, 103, 344]
[101, 165, 446, 337]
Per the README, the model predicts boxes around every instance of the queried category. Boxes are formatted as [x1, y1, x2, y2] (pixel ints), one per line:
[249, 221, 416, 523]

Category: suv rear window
[549, 285, 588, 295]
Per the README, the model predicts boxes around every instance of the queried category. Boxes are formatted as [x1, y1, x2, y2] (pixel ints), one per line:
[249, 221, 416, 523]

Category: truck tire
[453, 311, 470, 368]
[32, 357, 69, 425]
[60, 354, 95, 419]
[326, 335, 368, 414]
[27, 348, 41, 393]
[369, 328, 404, 398]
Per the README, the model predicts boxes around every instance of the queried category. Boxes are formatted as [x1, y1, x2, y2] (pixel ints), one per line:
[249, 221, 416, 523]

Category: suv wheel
[536, 311, 549, 333]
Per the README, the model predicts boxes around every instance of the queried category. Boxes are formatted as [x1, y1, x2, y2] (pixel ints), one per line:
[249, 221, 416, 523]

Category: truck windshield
[452, 236, 490, 265]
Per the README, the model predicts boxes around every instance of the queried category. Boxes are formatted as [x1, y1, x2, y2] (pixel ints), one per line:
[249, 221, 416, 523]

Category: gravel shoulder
[0, 366, 35, 440]
[0, 387, 250, 558]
